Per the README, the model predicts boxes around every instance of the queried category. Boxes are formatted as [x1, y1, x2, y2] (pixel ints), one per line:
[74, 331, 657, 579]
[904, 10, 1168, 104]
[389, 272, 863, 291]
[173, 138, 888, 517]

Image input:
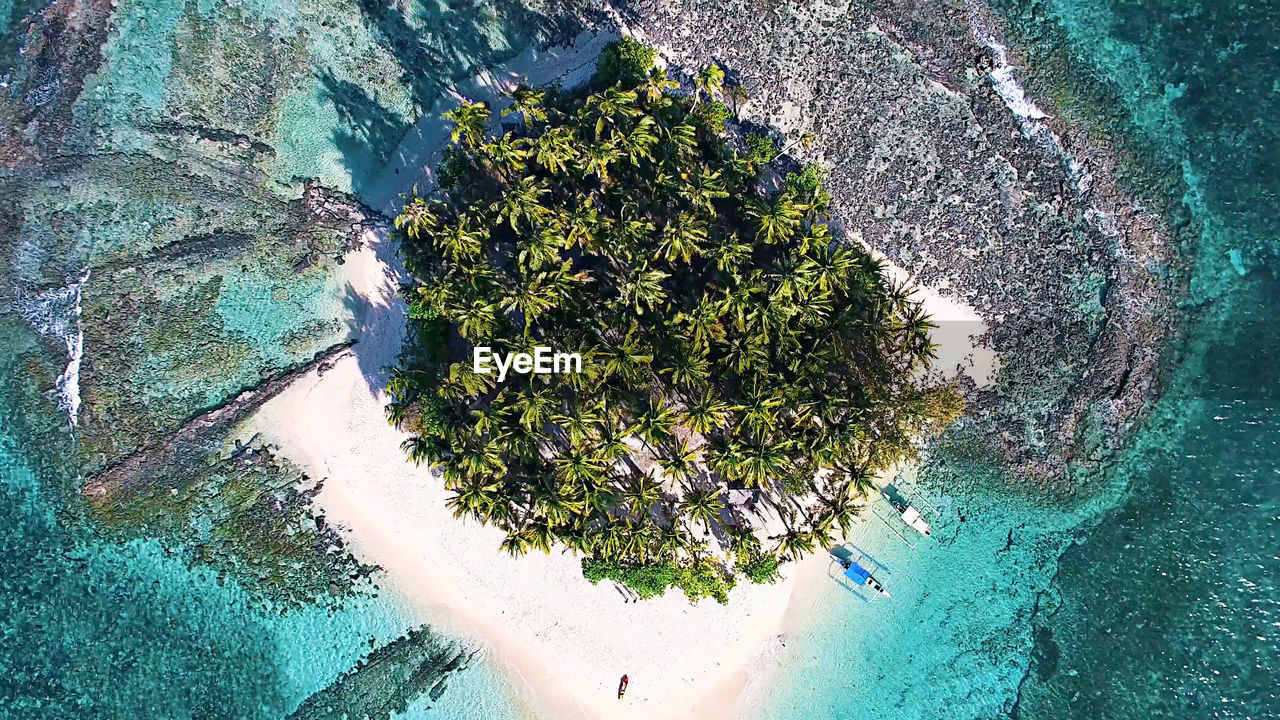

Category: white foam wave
[988, 48, 1050, 121]
[967, 2, 1051, 124]
[966, 0, 1112, 237]
[16, 269, 90, 427]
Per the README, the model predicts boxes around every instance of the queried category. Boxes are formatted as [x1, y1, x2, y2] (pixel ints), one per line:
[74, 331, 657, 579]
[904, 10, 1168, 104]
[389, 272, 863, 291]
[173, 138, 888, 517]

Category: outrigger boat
[872, 482, 940, 549]
[829, 544, 891, 600]
[893, 501, 932, 537]
[841, 558, 891, 598]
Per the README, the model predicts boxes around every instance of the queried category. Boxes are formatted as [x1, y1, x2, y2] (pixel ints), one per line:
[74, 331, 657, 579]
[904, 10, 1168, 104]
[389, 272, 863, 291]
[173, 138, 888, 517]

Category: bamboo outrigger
[871, 482, 940, 549]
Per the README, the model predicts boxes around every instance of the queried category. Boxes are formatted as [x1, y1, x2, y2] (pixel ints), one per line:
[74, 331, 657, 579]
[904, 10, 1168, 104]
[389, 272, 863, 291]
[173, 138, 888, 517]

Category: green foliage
[582, 556, 679, 600]
[738, 551, 781, 585]
[390, 49, 958, 604]
[583, 555, 734, 604]
[693, 100, 732, 134]
[745, 133, 778, 165]
[674, 557, 736, 604]
[727, 525, 780, 584]
[436, 148, 472, 191]
[595, 38, 657, 89]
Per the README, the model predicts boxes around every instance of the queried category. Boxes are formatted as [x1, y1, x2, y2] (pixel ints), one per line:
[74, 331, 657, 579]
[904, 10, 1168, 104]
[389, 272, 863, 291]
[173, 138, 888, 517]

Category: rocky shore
[586, 0, 1180, 487]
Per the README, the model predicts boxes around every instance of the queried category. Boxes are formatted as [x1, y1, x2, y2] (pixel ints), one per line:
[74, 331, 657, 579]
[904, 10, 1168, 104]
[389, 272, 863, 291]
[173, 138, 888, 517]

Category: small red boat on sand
[618, 674, 629, 699]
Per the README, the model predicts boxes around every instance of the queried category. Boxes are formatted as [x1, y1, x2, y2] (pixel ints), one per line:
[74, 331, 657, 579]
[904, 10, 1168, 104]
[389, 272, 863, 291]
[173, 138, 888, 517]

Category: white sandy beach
[247, 28, 998, 720]
[248, 237, 992, 720]
[250, 238, 828, 719]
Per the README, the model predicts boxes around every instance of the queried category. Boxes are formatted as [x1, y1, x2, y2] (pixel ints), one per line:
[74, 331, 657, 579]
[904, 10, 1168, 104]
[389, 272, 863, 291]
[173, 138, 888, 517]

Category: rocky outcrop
[598, 0, 1179, 485]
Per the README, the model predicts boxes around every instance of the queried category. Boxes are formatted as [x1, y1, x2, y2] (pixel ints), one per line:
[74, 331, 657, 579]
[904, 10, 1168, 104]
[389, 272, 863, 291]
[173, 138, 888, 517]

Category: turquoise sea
[744, 0, 1280, 717]
[2, 0, 1277, 718]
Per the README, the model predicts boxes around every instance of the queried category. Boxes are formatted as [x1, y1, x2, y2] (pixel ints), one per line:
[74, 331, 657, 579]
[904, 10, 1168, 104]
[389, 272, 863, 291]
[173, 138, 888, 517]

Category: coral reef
[598, 0, 1179, 487]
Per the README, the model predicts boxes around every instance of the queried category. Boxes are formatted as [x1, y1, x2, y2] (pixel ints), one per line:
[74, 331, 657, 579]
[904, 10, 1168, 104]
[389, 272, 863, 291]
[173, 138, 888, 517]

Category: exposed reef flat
[1, 0, 1187, 717]
[603, 0, 1179, 486]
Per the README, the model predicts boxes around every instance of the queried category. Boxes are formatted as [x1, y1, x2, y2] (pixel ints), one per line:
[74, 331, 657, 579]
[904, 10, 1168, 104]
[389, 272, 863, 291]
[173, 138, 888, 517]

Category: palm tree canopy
[387, 39, 960, 604]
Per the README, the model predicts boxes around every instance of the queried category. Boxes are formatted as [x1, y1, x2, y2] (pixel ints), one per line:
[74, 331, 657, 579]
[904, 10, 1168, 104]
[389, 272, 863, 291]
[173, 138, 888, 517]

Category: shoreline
[247, 235, 993, 719]
[246, 23, 1000, 720]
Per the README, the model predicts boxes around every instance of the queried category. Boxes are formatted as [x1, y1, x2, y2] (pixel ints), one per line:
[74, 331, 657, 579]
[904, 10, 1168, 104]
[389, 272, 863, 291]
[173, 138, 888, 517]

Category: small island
[386, 39, 960, 603]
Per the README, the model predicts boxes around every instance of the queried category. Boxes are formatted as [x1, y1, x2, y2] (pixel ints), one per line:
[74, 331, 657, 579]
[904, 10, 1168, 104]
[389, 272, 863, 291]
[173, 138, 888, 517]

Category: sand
[246, 27, 998, 720]
[250, 237, 816, 720]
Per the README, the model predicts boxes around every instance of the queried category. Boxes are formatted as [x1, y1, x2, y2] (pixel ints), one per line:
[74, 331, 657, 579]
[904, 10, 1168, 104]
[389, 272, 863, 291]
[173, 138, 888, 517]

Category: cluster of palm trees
[387, 44, 953, 599]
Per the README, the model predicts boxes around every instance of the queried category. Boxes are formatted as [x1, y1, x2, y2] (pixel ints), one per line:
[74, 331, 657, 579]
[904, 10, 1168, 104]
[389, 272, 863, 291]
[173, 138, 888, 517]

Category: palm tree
[501, 84, 548, 123]
[583, 86, 641, 137]
[679, 169, 728, 213]
[709, 233, 752, 273]
[446, 478, 501, 523]
[454, 299, 498, 341]
[632, 398, 677, 449]
[583, 141, 618, 181]
[663, 122, 698, 161]
[782, 131, 818, 155]
[694, 64, 724, 106]
[841, 465, 879, 503]
[625, 473, 664, 516]
[502, 275, 559, 328]
[641, 68, 677, 103]
[516, 228, 563, 272]
[658, 212, 708, 263]
[774, 528, 815, 559]
[443, 101, 490, 147]
[598, 331, 653, 383]
[727, 84, 749, 114]
[515, 388, 558, 432]
[591, 416, 632, 458]
[554, 403, 602, 446]
[675, 298, 725, 347]
[481, 133, 529, 180]
[400, 435, 439, 466]
[664, 345, 710, 391]
[554, 448, 605, 485]
[740, 439, 789, 487]
[658, 442, 701, 486]
[491, 176, 550, 232]
[531, 482, 584, 524]
[385, 401, 410, 428]
[434, 218, 486, 259]
[394, 198, 439, 240]
[706, 436, 745, 483]
[533, 125, 577, 174]
[747, 193, 806, 245]
[500, 529, 532, 557]
[655, 523, 691, 559]
[899, 303, 938, 369]
[620, 116, 659, 165]
[680, 488, 724, 533]
[736, 386, 784, 435]
[619, 264, 669, 315]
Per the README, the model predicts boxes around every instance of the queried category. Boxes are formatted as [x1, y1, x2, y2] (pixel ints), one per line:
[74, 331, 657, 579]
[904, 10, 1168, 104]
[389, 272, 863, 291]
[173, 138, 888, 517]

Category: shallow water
[748, 0, 1280, 717]
[1, 0, 559, 716]
[4, 0, 1277, 717]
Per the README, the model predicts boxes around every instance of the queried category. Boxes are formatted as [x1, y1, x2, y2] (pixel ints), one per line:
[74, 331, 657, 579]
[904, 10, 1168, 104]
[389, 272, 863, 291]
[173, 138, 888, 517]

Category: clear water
[746, 0, 1280, 717]
[2, 0, 557, 716]
[5, 0, 1277, 717]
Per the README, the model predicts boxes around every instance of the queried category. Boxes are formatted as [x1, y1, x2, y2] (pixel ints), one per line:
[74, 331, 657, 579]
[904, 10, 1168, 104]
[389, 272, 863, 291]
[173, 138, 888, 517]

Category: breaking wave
[966, 1, 1107, 230]
[16, 270, 90, 426]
